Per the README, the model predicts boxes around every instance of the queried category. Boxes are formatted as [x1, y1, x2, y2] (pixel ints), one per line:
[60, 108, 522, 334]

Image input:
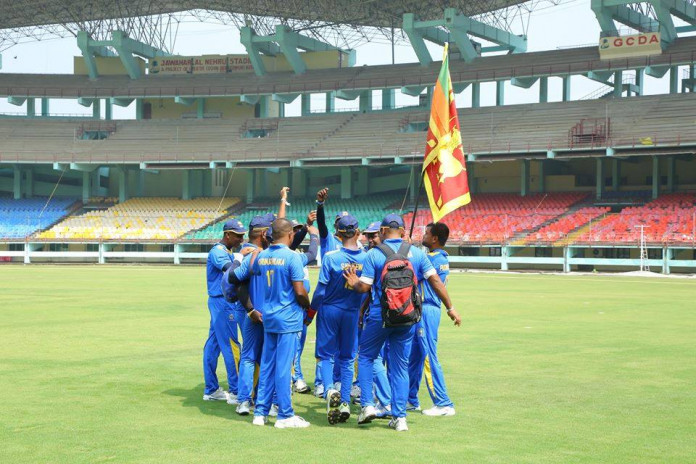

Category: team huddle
[202, 188, 461, 431]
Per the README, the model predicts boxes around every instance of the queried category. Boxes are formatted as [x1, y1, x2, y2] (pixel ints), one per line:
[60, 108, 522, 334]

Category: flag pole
[408, 169, 425, 239]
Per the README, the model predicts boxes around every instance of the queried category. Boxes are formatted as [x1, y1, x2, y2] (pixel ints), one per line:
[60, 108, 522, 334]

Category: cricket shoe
[422, 406, 456, 417]
[252, 415, 267, 426]
[294, 379, 311, 394]
[236, 401, 251, 416]
[350, 384, 361, 400]
[202, 388, 228, 401]
[314, 384, 325, 398]
[357, 405, 377, 425]
[226, 392, 239, 405]
[375, 403, 392, 419]
[338, 402, 351, 423]
[388, 417, 408, 432]
[326, 389, 342, 425]
[269, 404, 279, 417]
[406, 402, 421, 412]
[274, 415, 310, 429]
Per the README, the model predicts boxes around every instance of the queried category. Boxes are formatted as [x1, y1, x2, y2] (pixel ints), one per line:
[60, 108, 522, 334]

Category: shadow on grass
[163, 384, 387, 430]
[162, 384, 249, 423]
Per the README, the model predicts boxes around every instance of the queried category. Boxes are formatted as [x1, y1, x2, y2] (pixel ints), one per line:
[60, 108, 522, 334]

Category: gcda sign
[599, 32, 662, 60]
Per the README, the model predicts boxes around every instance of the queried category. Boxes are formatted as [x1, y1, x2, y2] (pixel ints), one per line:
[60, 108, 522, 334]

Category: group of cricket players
[202, 187, 461, 431]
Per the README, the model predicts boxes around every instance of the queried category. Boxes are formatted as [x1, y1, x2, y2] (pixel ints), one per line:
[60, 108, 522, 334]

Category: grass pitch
[0, 266, 694, 464]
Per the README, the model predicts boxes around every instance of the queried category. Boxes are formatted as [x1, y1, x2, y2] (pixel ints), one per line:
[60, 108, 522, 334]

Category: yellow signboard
[148, 51, 351, 75]
[599, 32, 662, 60]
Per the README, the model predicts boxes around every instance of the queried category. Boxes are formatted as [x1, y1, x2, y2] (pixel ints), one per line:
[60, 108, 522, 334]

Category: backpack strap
[377, 243, 396, 259]
[397, 242, 411, 258]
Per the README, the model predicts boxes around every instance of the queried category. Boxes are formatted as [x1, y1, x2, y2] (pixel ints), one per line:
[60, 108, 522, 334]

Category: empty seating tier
[186, 195, 405, 241]
[525, 207, 610, 244]
[403, 193, 588, 243]
[37, 197, 239, 240]
[0, 197, 77, 239]
[575, 193, 696, 244]
[0, 93, 695, 164]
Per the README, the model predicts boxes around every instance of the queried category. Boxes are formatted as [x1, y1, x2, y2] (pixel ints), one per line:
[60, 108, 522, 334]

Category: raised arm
[315, 188, 329, 239]
[278, 186, 290, 219]
[301, 226, 319, 263]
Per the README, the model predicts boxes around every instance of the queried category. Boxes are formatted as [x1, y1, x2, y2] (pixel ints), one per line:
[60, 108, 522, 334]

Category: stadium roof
[0, 1, 532, 30]
[0, 0, 554, 51]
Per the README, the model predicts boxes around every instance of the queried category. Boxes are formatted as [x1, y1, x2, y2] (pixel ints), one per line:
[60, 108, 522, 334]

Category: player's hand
[306, 210, 317, 226]
[280, 186, 290, 200]
[316, 188, 329, 202]
[342, 266, 360, 289]
[307, 225, 319, 236]
[447, 309, 462, 327]
[248, 309, 263, 324]
[240, 246, 256, 256]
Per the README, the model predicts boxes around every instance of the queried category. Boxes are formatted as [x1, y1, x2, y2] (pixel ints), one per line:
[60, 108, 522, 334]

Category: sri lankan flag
[422, 43, 471, 222]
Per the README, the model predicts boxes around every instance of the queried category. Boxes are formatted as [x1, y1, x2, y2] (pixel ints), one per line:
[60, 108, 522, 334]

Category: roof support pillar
[403, 8, 527, 66]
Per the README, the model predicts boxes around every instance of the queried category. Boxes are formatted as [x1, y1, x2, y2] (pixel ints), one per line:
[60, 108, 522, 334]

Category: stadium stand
[524, 207, 610, 244]
[37, 197, 239, 240]
[403, 193, 588, 243]
[575, 193, 696, 245]
[186, 194, 405, 240]
[0, 197, 77, 239]
[1, 93, 695, 164]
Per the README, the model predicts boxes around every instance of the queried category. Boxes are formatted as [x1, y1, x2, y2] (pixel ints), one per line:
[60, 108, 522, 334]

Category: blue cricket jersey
[251, 244, 306, 333]
[206, 242, 232, 297]
[420, 249, 450, 308]
[319, 247, 367, 311]
[359, 239, 436, 322]
[320, 234, 342, 260]
[232, 243, 267, 313]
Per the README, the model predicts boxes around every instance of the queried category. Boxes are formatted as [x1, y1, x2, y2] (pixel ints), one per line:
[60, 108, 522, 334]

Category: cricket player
[202, 219, 246, 402]
[308, 214, 366, 424]
[343, 214, 460, 432]
[226, 214, 271, 415]
[408, 222, 457, 416]
[250, 218, 313, 428]
[353, 220, 392, 416]
[313, 187, 345, 396]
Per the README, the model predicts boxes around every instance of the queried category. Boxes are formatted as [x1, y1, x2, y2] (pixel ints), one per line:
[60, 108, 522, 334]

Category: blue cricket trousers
[203, 296, 241, 395]
[358, 316, 415, 418]
[255, 331, 300, 420]
[408, 305, 454, 408]
[315, 305, 360, 403]
[238, 314, 264, 403]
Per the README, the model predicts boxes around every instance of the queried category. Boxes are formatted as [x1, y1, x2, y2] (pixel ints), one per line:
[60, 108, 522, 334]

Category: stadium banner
[148, 51, 350, 75]
[148, 55, 255, 75]
[599, 32, 661, 60]
[421, 42, 471, 223]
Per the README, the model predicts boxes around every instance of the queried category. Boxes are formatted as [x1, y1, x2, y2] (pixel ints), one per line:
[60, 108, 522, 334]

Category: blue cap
[364, 221, 381, 233]
[223, 219, 247, 234]
[381, 214, 404, 229]
[337, 214, 359, 233]
[249, 215, 272, 231]
[335, 211, 350, 221]
[290, 219, 303, 229]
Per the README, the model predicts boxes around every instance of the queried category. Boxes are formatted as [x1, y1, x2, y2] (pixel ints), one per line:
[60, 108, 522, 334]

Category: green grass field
[0, 266, 694, 464]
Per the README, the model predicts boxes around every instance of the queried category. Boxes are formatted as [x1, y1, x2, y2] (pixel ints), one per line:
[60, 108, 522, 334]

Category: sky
[0, 0, 691, 118]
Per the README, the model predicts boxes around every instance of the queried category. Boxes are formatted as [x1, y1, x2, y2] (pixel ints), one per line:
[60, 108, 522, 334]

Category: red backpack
[377, 243, 422, 328]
